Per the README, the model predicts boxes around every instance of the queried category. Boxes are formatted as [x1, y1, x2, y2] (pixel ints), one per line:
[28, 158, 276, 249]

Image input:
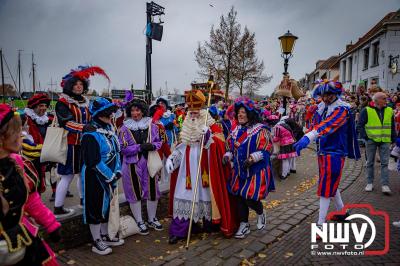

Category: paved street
[54, 149, 399, 265]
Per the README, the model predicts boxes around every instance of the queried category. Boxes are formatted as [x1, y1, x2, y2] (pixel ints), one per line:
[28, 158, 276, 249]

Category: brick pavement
[254, 160, 400, 265]
[56, 150, 372, 266]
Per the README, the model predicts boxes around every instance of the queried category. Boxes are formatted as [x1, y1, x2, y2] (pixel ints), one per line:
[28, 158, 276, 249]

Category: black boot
[54, 206, 71, 215]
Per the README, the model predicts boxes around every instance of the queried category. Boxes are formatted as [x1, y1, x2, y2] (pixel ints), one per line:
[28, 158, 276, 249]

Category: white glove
[166, 158, 174, 174]
[201, 125, 209, 135]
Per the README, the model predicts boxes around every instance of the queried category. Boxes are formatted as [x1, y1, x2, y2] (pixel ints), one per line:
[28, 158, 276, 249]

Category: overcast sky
[0, 0, 399, 96]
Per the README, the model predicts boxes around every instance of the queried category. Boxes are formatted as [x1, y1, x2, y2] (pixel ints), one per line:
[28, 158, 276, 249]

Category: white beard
[180, 109, 215, 145]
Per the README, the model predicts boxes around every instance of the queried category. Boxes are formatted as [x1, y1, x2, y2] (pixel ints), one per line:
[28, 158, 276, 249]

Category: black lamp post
[278, 30, 298, 115]
[145, 1, 165, 104]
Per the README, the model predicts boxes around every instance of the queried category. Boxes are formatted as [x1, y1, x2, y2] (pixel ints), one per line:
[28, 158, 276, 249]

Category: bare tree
[195, 6, 241, 99]
[195, 6, 271, 99]
[233, 27, 272, 96]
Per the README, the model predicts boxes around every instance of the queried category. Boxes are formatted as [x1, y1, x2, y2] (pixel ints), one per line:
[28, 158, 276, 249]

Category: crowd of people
[1, 65, 399, 264]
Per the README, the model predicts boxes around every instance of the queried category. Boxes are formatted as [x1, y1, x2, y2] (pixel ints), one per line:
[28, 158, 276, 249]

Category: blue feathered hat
[312, 79, 344, 98]
[89, 97, 117, 118]
[234, 96, 258, 114]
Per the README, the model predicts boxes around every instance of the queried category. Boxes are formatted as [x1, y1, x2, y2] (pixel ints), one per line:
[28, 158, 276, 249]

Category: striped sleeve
[64, 121, 84, 133]
[306, 107, 348, 141]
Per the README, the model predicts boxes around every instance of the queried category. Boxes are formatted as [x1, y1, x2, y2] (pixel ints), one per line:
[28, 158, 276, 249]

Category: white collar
[162, 110, 172, 118]
[96, 127, 116, 137]
[24, 108, 49, 125]
[59, 93, 89, 108]
[123, 117, 151, 131]
[317, 98, 350, 117]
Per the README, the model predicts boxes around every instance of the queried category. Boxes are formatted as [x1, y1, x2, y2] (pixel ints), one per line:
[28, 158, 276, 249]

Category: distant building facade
[339, 10, 400, 93]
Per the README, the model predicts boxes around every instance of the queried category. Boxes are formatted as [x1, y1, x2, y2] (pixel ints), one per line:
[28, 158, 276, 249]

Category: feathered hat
[312, 79, 343, 98]
[234, 96, 258, 114]
[89, 97, 118, 118]
[61, 65, 110, 95]
[27, 93, 50, 109]
[0, 104, 17, 129]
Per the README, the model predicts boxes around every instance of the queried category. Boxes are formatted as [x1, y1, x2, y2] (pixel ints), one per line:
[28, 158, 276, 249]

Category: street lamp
[278, 30, 298, 115]
[279, 30, 298, 75]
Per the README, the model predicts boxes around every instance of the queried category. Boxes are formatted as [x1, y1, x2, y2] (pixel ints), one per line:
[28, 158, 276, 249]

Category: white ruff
[59, 93, 89, 108]
[24, 108, 49, 125]
[123, 117, 151, 131]
[180, 109, 215, 145]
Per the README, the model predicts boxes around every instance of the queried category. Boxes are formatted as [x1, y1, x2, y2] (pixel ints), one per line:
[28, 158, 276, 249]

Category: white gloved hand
[166, 158, 174, 174]
[201, 125, 209, 135]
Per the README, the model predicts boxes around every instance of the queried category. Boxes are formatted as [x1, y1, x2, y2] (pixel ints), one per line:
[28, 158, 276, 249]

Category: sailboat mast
[1, 49, 4, 103]
[18, 49, 22, 95]
[32, 52, 36, 93]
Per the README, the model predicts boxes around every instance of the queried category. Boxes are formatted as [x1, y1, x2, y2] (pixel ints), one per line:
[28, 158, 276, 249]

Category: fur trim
[123, 117, 151, 131]
[24, 108, 49, 125]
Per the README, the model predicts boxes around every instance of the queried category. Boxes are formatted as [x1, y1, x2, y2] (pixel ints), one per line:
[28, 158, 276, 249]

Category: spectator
[358, 92, 396, 194]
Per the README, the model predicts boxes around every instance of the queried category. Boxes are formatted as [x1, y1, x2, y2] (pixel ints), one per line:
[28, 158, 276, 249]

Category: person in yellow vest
[358, 92, 396, 194]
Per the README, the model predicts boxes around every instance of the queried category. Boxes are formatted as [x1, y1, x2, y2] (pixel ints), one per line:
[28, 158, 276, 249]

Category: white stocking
[147, 200, 158, 221]
[318, 196, 331, 225]
[333, 189, 344, 211]
[100, 223, 108, 236]
[290, 157, 296, 170]
[89, 224, 101, 241]
[130, 201, 143, 223]
[281, 159, 290, 177]
[55, 174, 74, 207]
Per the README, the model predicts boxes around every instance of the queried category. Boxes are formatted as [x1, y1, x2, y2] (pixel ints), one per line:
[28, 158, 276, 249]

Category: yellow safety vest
[365, 106, 393, 142]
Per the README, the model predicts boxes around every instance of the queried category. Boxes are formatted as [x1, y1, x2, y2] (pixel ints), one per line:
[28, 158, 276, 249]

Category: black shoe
[330, 210, 350, 222]
[168, 235, 183, 244]
[147, 218, 163, 231]
[280, 175, 288, 180]
[54, 206, 72, 215]
[290, 169, 297, 174]
[66, 191, 74, 198]
[49, 192, 55, 202]
[101, 234, 124, 247]
[137, 221, 149, 235]
[92, 239, 112, 255]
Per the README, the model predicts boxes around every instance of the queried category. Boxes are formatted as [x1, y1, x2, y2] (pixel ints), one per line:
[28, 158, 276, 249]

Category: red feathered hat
[61, 65, 110, 88]
[27, 93, 50, 109]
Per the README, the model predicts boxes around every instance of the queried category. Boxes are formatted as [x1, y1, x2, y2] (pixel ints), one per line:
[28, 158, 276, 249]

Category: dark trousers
[237, 196, 263, 223]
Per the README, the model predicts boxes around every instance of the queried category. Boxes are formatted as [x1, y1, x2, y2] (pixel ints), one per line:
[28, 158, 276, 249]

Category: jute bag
[147, 121, 163, 177]
[118, 215, 139, 239]
[108, 188, 120, 239]
[40, 116, 68, 164]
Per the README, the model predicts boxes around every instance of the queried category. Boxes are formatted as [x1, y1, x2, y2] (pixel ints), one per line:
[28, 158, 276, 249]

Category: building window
[372, 42, 379, 66]
[348, 57, 353, 82]
[363, 47, 369, 70]
[342, 61, 346, 83]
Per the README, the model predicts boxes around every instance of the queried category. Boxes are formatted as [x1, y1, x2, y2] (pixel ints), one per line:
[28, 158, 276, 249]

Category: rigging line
[2, 53, 19, 96]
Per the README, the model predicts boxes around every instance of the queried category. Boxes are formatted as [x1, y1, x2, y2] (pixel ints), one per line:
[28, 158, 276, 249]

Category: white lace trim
[24, 108, 49, 125]
[123, 117, 151, 131]
[173, 198, 211, 222]
[59, 93, 89, 108]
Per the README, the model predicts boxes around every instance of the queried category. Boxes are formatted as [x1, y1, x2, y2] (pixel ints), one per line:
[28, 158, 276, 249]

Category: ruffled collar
[59, 93, 89, 108]
[162, 110, 172, 118]
[24, 108, 49, 125]
[123, 117, 151, 131]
